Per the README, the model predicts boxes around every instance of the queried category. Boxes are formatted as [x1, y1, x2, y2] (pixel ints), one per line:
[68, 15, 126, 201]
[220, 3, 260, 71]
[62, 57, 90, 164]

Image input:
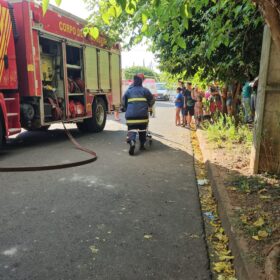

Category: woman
[175, 87, 184, 126]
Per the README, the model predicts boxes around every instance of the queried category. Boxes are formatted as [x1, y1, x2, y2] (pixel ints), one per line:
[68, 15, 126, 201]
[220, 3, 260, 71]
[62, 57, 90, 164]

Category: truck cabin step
[7, 113, 18, 117]
[8, 128, 21, 134]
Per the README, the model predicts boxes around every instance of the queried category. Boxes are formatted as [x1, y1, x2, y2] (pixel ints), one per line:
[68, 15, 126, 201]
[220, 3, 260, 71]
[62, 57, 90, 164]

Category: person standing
[122, 73, 154, 156]
[178, 80, 187, 126]
[194, 95, 203, 129]
[242, 75, 253, 123]
[174, 87, 184, 126]
[113, 105, 121, 121]
[250, 77, 258, 119]
[183, 82, 196, 129]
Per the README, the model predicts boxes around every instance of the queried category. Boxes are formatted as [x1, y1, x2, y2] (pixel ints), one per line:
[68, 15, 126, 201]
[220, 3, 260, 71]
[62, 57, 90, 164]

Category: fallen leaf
[210, 220, 219, 227]
[252, 235, 261, 241]
[258, 230, 268, 238]
[240, 214, 248, 224]
[218, 277, 237, 280]
[219, 255, 235, 261]
[258, 189, 267, 194]
[215, 233, 229, 243]
[259, 195, 272, 200]
[144, 234, 153, 239]
[213, 261, 232, 273]
[89, 245, 99, 254]
[253, 217, 265, 227]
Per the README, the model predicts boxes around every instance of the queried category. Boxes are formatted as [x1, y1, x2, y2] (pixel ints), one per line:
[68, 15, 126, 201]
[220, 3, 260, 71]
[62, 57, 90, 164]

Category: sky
[50, 0, 158, 70]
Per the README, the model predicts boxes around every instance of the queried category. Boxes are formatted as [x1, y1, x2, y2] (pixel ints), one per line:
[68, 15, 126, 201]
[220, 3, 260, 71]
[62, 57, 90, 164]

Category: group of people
[174, 76, 259, 129]
[121, 73, 259, 156]
[174, 81, 204, 129]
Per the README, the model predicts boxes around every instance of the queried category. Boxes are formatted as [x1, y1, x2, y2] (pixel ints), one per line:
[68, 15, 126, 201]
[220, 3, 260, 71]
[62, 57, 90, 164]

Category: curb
[196, 129, 264, 280]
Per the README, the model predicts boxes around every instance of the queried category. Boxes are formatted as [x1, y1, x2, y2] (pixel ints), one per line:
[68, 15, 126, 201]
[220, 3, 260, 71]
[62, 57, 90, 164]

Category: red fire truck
[0, 0, 122, 148]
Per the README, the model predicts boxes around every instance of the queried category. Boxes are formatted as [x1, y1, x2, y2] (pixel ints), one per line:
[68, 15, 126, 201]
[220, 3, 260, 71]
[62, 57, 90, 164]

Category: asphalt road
[0, 102, 210, 280]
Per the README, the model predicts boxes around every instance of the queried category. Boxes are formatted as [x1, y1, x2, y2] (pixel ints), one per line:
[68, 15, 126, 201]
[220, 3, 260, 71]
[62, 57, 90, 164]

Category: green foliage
[123, 66, 159, 80]
[158, 72, 181, 90]
[42, 0, 49, 15]
[82, 0, 264, 83]
[83, 26, 100, 39]
[152, 1, 263, 82]
[204, 115, 253, 148]
[41, 0, 264, 83]
[191, 68, 208, 90]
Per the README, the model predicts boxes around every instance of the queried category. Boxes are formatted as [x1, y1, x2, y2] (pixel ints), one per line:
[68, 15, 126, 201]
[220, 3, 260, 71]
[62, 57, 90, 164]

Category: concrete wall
[251, 26, 280, 174]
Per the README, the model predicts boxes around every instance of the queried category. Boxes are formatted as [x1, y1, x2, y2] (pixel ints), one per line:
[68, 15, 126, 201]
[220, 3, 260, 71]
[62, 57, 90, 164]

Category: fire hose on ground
[0, 123, 97, 172]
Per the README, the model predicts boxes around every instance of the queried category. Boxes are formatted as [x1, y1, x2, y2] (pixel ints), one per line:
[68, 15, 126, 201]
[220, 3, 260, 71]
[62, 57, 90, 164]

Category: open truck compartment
[0, 0, 121, 138]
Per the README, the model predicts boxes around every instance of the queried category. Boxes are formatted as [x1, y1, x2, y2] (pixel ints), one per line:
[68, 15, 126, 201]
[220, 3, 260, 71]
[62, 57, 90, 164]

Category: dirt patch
[196, 129, 280, 277]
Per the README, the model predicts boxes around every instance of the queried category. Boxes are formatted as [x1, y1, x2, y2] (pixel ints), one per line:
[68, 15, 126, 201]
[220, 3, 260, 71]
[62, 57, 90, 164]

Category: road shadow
[0, 126, 189, 167]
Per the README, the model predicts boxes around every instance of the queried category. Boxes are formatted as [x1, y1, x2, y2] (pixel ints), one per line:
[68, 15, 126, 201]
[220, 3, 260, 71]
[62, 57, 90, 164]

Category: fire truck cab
[0, 0, 122, 147]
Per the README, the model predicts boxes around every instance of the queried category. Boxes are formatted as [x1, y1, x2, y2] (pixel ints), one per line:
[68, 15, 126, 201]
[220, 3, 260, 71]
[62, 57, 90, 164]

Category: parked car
[168, 90, 177, 102]
[155, 83, 169, 101]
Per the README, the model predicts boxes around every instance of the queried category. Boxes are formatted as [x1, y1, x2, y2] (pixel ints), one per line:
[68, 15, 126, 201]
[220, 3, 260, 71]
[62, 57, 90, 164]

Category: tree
[150, 1, 263, 83]
[42, 0, 280, 55]
[123, 66, 159, 80]
[252, 0, 280, 50]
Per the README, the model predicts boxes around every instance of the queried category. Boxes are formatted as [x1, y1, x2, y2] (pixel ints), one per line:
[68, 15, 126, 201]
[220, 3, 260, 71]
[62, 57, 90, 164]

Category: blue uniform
[122, 85, 154, 125]
[122, 84, 154, 145]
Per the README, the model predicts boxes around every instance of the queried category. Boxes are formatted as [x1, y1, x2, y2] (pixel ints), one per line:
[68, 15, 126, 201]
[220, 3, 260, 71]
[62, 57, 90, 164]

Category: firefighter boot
[129, 140, 135, 156]
[139, 142, 146, 151]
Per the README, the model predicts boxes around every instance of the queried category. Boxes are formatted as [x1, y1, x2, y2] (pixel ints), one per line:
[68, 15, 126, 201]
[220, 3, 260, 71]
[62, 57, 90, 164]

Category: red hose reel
[69, 100, 84, 118]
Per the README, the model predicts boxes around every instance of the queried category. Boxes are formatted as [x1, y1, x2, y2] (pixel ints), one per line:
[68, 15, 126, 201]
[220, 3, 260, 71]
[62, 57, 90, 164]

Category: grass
[203, 114, 253, 149]
[231, 176, 265, 194]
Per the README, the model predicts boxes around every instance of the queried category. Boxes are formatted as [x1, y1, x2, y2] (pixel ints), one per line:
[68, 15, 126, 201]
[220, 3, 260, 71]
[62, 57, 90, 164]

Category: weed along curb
[195, 129, 264, 280]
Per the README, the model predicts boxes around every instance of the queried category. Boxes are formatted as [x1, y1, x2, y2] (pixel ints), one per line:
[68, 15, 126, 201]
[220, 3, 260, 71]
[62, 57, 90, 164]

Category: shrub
[204, 115, 252, 148]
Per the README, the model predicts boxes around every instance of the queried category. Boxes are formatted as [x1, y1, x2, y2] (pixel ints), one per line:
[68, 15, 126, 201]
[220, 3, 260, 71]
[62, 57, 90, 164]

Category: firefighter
[122, 73, 154, 155]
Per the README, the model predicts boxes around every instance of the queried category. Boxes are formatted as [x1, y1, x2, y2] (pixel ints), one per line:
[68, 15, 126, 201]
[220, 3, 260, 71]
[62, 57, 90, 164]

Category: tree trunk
[253, 0, 280, 51]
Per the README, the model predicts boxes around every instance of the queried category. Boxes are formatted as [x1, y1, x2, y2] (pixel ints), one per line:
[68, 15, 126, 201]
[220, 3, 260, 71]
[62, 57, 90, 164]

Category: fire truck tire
[84, 98, 107, 133]
[76, 122, 88, 132]
[38, 125, 50, 131]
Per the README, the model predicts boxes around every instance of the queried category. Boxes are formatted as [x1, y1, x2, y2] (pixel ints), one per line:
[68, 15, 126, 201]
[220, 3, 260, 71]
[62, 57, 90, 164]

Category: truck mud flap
[0, 123, 97, 172]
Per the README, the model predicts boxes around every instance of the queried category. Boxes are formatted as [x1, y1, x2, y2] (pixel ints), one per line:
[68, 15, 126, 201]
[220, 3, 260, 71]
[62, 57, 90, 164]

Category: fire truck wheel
[84, 98, 107, 133]
[76, 122, 88, 132]
[38, 125, 50, 131]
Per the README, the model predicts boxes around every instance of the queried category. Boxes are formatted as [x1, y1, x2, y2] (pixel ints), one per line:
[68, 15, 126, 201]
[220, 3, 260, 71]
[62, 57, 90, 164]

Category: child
[195, 95, 203, 128]
[175, 87, 184, 126]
